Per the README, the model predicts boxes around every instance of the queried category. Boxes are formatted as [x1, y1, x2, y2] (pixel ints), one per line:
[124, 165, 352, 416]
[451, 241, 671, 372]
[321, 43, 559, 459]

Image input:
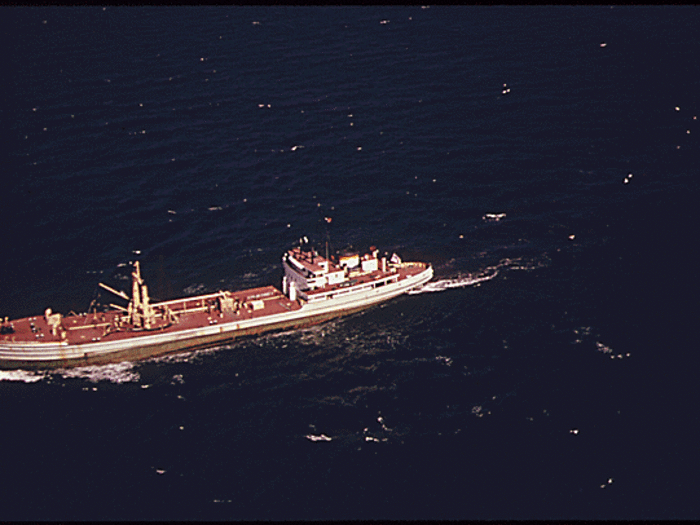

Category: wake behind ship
[0, 242, 433, 370]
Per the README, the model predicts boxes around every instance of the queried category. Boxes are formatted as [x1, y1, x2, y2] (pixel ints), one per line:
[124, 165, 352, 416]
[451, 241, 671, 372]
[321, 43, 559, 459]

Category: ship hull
[0, 265, 432, 370]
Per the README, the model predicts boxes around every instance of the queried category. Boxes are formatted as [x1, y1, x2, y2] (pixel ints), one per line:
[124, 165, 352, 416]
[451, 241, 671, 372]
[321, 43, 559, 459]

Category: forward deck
[1, 286, 300, 348]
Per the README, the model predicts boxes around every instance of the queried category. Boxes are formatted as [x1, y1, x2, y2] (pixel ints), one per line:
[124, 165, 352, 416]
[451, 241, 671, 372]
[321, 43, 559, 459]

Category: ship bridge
[281, 245, 386, 301]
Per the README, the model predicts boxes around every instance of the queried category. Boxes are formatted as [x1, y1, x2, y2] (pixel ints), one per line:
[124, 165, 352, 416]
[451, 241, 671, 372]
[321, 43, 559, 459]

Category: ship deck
[2, 262, 429, 349]
[1, 285, 301, 347]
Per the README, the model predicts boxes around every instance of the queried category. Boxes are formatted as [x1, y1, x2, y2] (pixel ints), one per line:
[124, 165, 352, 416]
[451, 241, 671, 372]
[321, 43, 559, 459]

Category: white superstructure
[282, 244, 432, 310]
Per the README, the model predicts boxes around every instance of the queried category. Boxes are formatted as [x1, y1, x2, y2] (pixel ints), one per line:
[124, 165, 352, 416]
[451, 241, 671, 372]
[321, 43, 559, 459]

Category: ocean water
[2, 6, 699, 520]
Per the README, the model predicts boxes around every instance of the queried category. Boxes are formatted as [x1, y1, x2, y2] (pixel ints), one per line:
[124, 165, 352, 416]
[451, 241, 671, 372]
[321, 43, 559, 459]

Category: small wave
[435, 355, 453, 366]
[57, 361, 140, 383]
[482, 212, 506, 222]
[182, 283, 207, 295]
[377, 415, 392, 432]
[573, 326, 593, 343]
[149, 351, 195, 364]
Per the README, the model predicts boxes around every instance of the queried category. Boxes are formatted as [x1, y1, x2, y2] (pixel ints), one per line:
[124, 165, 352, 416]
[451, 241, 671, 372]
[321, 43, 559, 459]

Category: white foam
[408, 272, 496, 294]
[57, 361, 140, 383]
[0, 369, 47, 383]
[148, 351, 194, 364]
[409, 256, 548, 296]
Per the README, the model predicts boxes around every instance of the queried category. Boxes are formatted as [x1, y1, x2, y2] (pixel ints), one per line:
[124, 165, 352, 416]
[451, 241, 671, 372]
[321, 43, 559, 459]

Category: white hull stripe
[0, 267, 433, 362]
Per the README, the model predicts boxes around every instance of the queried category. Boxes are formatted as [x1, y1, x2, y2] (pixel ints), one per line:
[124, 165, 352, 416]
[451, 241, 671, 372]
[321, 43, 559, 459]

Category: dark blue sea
[3, 6, 699, 520]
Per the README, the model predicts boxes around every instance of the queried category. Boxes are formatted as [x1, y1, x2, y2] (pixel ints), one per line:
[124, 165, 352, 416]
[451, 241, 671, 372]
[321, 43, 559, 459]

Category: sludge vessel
[0, 243, 433, 369]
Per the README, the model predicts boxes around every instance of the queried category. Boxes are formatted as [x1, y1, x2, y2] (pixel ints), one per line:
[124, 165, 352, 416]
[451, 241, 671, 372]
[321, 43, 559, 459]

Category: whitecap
[306, 434, 332, 442]
[435, 355, 453, 366]
[596, 341, 613, 354]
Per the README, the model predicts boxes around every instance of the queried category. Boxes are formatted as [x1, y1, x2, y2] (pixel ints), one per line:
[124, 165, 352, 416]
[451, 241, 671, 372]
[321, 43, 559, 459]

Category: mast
[324, 216, 332, 264]
[131, 261, 142, 327]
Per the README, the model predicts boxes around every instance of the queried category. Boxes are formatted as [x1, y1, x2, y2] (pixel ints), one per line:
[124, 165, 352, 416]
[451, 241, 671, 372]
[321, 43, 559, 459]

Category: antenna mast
[324, 216, 332, 263]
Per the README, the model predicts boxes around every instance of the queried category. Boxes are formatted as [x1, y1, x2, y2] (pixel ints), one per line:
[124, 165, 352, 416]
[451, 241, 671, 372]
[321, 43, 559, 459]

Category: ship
[0, 242, 433, 369]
